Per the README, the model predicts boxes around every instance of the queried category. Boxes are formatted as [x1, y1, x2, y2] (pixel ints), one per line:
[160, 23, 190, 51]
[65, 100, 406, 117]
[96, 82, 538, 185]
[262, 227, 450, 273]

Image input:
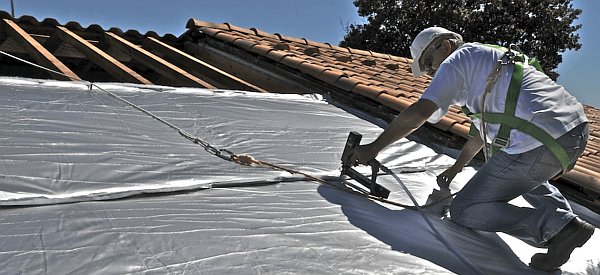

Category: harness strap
[491, 61, 523, 154]
[461, 44, 573, 174]
[468, 113, 573, 172]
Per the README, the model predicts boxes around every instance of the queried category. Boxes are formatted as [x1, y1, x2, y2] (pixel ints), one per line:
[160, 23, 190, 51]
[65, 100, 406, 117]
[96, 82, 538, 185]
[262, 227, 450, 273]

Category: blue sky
[5, 0, 599, 107]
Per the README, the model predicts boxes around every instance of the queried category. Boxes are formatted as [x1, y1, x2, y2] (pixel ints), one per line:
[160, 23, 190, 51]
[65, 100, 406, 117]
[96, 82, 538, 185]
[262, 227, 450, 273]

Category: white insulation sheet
[0, 77, 598, 274]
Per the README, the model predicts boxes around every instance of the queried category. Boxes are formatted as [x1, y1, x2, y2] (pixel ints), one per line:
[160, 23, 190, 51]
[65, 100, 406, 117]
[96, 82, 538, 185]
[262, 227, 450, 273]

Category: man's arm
[437, 128, 484, 188]
[347, 99, 440, 165]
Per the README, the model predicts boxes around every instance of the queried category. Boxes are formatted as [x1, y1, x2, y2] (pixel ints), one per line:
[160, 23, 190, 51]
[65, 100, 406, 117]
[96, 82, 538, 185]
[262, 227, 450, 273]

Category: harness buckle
[491, 136, 509, 148]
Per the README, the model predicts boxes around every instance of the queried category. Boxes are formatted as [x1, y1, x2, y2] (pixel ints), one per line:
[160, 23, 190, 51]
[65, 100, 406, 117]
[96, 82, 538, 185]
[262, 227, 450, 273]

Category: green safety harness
[461, 44, 574, 174]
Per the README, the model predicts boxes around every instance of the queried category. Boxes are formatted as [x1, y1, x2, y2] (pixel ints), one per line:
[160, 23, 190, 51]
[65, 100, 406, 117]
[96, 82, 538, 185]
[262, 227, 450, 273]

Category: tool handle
[341, 131, 362, 167]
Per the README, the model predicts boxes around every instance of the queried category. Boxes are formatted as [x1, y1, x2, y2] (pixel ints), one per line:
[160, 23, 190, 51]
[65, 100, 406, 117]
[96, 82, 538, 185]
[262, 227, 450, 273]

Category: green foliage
[340, 0, 582, 80]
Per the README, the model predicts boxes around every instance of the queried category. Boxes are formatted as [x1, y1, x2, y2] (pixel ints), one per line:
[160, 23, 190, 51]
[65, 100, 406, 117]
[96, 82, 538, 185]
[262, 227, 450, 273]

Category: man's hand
[437, 129, 485, 190]
[437, 166, 461, 189]
[344, 99, 439, 167]
[346, 143, 378, 167]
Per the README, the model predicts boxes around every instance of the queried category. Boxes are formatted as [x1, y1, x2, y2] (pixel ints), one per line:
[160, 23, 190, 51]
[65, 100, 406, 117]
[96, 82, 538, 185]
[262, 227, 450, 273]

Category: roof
[0, 10, 599, 213]
[3, 78, 598, 274]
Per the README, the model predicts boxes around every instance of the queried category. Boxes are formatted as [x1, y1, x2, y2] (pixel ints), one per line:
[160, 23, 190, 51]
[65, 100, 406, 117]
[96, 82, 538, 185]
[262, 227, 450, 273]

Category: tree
[340, 0, 582, 80]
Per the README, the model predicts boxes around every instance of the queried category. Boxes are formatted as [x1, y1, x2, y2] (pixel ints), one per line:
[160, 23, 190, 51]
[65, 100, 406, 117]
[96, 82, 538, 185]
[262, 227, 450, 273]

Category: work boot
[529, 217, 595, 271]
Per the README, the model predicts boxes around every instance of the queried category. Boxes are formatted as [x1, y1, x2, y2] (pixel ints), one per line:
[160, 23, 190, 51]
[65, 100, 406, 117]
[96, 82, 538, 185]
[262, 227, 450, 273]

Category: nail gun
[340, 132, 391, 199]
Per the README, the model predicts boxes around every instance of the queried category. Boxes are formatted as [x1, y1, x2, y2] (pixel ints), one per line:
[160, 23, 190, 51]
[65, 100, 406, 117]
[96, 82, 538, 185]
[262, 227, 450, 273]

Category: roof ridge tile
[329, 45, 351, 54]
[224, 23, 254, 35]
[347, 48, 372, 56]
[186, 19, 229, 30]
[305, 40, 333, 49]
[250, 28, 280, 40]
[274, 33, 308, 45]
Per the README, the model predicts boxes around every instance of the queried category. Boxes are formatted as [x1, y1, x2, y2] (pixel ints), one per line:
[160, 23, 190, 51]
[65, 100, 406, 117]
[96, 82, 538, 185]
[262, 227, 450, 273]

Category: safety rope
[232, 155, 457, 210]
[479, 45, 517, 161]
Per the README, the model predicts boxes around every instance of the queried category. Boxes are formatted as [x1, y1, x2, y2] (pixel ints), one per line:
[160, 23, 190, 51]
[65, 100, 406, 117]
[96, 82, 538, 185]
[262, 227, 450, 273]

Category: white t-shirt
[420, 43, 587, 154]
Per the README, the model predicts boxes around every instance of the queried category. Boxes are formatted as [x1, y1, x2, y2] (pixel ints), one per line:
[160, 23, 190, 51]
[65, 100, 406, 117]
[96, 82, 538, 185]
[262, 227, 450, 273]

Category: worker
[345, 27, 594, 272]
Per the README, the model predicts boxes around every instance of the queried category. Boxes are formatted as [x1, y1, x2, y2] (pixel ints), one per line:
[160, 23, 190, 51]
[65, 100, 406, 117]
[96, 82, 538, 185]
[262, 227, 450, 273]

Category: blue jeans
[450, 123, 589, 247]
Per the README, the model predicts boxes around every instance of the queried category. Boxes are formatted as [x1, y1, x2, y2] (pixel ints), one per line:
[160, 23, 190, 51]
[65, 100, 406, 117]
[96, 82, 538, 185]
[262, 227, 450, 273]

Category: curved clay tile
[264, 50, 295, 62]
[248, 44, 275, 56]
[15, 14, 41, 25]
[40, 18, 61, 27]
[224, 23, 254, 35]
[63, 21, 86, 32]
[186, 19, 229, 31]
[232, 38, 258, 51]
[214, 32, 242, 44]
[249, 28, 279, 40]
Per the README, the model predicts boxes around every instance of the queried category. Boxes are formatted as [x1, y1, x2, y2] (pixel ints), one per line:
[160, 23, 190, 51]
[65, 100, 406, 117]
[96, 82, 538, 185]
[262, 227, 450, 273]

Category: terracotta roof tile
[272, 43, 290, 51]
[232, 38, 259, 51]
[303, 47, 320, 56]
[370, 51, 392, 60]
[249, 28, 279, 40]
[196, 27, 224, 37]
[247, 43, 275, 56]
[318, 69, 348, 84]
[224, 23, 255, 35]
[335, 76, 363, 91]
[347, 48, 372, 56]
[274, 33, 307, 45]
[385, 63, 400, 70]
[335, 55, 352, 62]
[433, 117, 458, 132]
[279, 55, 306, 69]
[213, 32, 241, 44]
[330, 45, 351, 53]
[305, 40, 332, 49]
[361, 59, 377, 66]
[376, 93, 412, 112]
[450, 123, 472, 136]
[352, 83, 385, 99]
[265, 50, 294, 62]
[186, 19, 228, 30]
[298, 62, 327, 78]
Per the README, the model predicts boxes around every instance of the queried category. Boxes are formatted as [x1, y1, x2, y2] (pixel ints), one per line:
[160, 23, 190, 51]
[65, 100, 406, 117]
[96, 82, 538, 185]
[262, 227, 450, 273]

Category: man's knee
[449, 198, 470, 224]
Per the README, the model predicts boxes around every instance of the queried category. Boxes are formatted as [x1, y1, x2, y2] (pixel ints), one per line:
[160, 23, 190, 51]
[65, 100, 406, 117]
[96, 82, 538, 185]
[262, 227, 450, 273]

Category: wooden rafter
[104, 32, 214, 88]
[56, 26, 153, 85]
[1, 19, 78, 81]
[143, 37, 268, 92]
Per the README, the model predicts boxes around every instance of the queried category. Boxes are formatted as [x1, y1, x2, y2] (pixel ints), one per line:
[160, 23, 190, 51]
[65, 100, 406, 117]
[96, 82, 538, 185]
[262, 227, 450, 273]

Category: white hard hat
[410, 27, 462, 78]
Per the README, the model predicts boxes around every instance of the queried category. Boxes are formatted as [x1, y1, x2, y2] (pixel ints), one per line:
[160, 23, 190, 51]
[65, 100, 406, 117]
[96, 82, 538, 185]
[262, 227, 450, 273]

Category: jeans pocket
[527, 146, 564, 182]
